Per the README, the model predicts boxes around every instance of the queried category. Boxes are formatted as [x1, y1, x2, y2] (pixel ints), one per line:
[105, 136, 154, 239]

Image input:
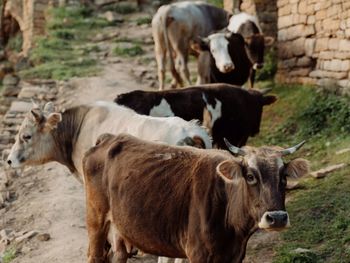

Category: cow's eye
[22, 134, 32, 141]
[246, 173, 257, 185]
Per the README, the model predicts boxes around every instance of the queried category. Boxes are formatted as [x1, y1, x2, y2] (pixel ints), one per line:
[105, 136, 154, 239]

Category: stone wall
[276, 0, 350, 95]
[224, 0, 350, 95]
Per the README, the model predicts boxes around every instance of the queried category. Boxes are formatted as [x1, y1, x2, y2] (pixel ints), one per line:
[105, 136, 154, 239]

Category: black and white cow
[228, 12, 275, 87]
[115, 83, 276, 148]
[192, 32, 253, 87]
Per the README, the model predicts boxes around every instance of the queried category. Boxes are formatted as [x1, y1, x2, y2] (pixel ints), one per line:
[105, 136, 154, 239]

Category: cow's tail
[163, 8, 182, 87]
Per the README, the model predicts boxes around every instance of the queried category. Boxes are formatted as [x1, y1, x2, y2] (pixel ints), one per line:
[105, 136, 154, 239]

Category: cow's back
[99, 134, 227, 257]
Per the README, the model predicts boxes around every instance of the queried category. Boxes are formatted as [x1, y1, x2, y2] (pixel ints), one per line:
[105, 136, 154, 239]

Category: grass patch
[114, 3, 137, 14]
[6, 33, 23, 52]
[207, 0, 223, 8]
[256, 49, 277, 81]
[17, 6, 111, 80]
[2, 247, 16, 263]
[136, 16, 152, 25]
[113, 44, 144, 57]
[249, 84, 350, 263]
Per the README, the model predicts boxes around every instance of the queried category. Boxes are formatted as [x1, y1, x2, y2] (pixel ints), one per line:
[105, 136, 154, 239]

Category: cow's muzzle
[253, 63, 264, 70]
[258, 211, 290, 230]
[221, 63, 234, 73]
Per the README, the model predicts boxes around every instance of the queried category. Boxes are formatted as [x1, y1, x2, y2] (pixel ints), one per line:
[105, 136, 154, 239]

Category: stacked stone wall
[276, 0, 350, 95]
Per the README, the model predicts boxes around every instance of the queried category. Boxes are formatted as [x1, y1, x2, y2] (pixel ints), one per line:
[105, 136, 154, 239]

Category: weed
[136, 16, 152, 25]
[114, 3, 136, 14]
[2, 247, 16, 263]
[256, 49, 277, 81]
[113, 44, 144, 57]
[6, 33, 23, 52]
[207, 0, 223, 8]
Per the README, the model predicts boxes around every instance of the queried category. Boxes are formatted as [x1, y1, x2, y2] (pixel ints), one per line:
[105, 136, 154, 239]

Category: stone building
[2, 0, 57, 56]
[224, 0, 350, 95]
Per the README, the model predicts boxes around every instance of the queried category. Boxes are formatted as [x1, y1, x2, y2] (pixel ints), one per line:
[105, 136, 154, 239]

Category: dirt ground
[1, 10, 279, 263]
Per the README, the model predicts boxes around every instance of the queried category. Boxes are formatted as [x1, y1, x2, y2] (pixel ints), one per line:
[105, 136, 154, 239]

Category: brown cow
[83, 133, 309, 263]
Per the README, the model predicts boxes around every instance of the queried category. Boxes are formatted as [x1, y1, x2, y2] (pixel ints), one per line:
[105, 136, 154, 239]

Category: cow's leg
[173, 42, 191, 87]
[115, 238, 128, 263]
[86, 207, 107, 263]
[249, 69, 256, 88]
[155, 43, 167, 91]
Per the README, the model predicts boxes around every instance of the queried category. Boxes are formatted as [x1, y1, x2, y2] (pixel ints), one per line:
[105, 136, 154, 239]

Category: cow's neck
[225, 183, 257, 237]
[50, 106, 90, 180]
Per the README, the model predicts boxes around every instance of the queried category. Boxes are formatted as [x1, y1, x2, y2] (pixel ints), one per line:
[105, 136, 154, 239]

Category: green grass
[113, 44, 144, 57]
[207, 0, 223, 8]
[249, 84, 350, 263]
[2, 248, 16, 263]
[18, 6, 112, 80]
[136, 16, 152, 26]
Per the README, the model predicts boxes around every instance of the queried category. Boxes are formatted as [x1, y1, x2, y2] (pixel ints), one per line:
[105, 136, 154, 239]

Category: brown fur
[83, 134, 309, 263]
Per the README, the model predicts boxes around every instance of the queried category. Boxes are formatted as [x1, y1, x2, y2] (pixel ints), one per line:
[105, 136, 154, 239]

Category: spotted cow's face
[217, 141, 309, 231]
[193, 32, 235, 73]
[6, 102, 62, 168]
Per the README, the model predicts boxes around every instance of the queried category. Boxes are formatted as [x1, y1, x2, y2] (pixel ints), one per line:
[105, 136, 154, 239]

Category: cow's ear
[44, 112, 62, 131]
[191, 36, 209, 52]
[216, 160, 242, 184]
[44, 102, 55, 114]
[285, 158, 309, 178]
[264, 36, 275, 46]
[262, 95, 277, 106]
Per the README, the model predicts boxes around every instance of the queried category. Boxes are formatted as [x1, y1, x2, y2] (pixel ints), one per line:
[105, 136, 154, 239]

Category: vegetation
[136, 16, 152, 26]
[207, 0, 223, 8]
[256, 49, 278, 81]
[113, 44, 144, 57]
[250, 84, 350, 263]
[18, 6, 115, 80]
[2, 247, 16, 263]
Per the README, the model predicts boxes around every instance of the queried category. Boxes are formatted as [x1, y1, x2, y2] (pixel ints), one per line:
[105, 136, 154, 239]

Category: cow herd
[5, 1, 310, 263]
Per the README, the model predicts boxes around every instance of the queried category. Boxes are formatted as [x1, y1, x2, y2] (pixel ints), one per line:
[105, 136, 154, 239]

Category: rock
[1, 85, 21, 97]
[8, 101, 32, 113]
[336, 148, 350, 155]
[0, 229, 14, 244]
[37, 233, 50, 242]
[286, 180, 301, 190]
[100, 11, 124, 23]
[15, 231, 37, 243]
[2, 74, 20, 86]
[0, 64, 14, 80]
[310, 163, 347, 178]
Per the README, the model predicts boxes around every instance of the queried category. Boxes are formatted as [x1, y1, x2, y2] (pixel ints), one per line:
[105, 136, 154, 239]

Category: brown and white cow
[193, 32, 253, 86]
[6, 101, 212, 183]
[83, 133, 309, 263]
[227, 12, 274, 88]
[152, 1, 231, 90]
[114, 83, 277, 148]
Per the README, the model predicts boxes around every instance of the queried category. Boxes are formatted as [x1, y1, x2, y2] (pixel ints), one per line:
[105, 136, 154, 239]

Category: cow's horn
[280, 140, 306, 156]
[260, 88, 272, 94]
[224, 138, 246, 156]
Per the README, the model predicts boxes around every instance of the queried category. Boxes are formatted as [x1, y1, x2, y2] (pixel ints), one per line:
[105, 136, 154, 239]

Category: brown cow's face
[7, 103, 62, 168]
[217, 145, 309, 231]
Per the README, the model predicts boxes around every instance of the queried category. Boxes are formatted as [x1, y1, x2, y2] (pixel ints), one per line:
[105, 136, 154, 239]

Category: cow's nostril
[7, 159, 12, 165]
[266, 214, 275, 225]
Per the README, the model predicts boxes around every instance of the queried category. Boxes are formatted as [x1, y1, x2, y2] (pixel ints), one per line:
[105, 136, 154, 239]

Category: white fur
[149, 98, 175, 117]
[228, 12, 262, 33]
[205, 98, 222, 128]
[208, 33, 234, 73]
